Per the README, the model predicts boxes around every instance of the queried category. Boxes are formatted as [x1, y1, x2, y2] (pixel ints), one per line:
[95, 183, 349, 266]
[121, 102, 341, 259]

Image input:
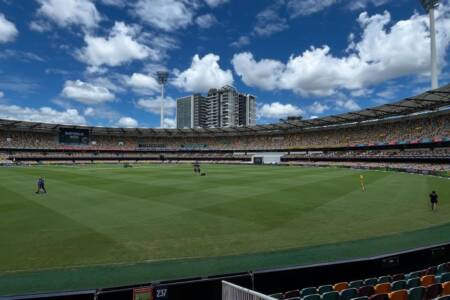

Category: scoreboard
[59, 128, 90, 145]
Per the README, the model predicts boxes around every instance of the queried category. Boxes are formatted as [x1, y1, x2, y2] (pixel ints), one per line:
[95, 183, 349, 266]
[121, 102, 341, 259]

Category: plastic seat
[365, 278, 379, 286]
[303, 294, 321, 300]
[350, 281, 364, 289]
[334, 282, 349, 292]
[269, 292, 283, 299]
[421, 275, 435, 287]
[286, 298, 300, 300]
[439, 273, 450, 284]
[318, 285, 334, 294]
[388, 290, 408, 300]
[375, 283, 391, 295]
[426, 266, 437, 275]
[379, 276, 393, 284]
[407, 286, 425, 300]
[358, 285, 375, 297]
[369, 293, 389, 300]
[443, 281, 450, 296]
[340, 288, 358, 300]
[438, 263, 449, 275]
[425, 283, 442, 299]
[392, 274, 405, 281]
[391, 280, 407, 291]
[322, 291, 339, 300]
[407, 271, 425, 280]
[353, 297, 369, 300]
[435, 296, 450, 300]
[301, 287, 318, 297]
[407, 278, 420, 289]
[285, 290, 300, 299]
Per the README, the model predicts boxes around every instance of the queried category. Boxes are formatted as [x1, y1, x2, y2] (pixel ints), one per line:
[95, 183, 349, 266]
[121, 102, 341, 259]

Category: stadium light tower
[420, 0, 439, 89]
[156, 71, 169, 128]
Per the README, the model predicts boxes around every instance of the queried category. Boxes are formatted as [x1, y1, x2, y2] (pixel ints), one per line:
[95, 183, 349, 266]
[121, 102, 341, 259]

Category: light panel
[420, 0, 439, 12]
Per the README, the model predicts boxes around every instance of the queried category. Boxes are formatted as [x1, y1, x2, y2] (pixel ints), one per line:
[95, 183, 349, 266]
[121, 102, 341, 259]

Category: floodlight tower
[156, 71, 169, 128]
[420, 0, 439, 89]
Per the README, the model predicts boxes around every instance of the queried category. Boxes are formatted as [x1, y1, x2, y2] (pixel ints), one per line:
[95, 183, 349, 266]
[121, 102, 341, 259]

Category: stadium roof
[1, 83, 449, 137]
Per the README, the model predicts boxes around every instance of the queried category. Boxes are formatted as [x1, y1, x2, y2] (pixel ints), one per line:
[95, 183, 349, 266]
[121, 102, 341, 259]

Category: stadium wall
[3, 242, 450, 300]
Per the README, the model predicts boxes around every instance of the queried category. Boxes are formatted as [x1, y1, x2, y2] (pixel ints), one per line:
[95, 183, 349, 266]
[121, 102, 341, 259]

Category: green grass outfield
[0, 164, 449, 295]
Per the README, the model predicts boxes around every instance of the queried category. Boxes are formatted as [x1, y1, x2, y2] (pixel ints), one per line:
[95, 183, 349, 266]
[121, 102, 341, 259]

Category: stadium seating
[269, 261, 450, 300]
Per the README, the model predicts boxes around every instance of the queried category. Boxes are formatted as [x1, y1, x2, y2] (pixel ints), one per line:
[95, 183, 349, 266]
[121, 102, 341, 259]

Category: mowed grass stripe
[0, 164, 449, 295]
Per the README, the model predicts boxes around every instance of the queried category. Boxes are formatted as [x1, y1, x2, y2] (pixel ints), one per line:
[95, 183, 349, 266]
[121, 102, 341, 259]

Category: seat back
[379, 276, 393, 284]
[392, 274, 405, 281]
[334, 282, 349, 292]
[388, 289, 408, 300]
[322, 291, 339, 300]
[359, 285, 375, 297]
[369, 293, 389, 300]
[301, 287, 318, 297]
[407, 278, 420, 289]
[391, 280, 407, 291]
[440, 273, 450, 284]
[375, 283, 391, 295]
[425, 283, 442, 300]
[438, 263, 449, 275]
[365, 278, 379, 286]
[318, 285, 333, 294]
[303, 294, 320, 300]
[421, 275, 435, 287]
[408, 286, 425, 300]
[340, 288, 358, 300]
[443, 281, 450, 296]
[350, 280, 364, 289]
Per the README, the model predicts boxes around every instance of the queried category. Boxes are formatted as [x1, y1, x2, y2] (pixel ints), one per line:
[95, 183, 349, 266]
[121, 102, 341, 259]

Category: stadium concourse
[0, 84, 449, 173]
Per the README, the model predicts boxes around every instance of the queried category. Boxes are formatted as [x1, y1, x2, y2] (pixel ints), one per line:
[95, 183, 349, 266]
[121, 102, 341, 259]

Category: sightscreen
[59, 128, 90, 145]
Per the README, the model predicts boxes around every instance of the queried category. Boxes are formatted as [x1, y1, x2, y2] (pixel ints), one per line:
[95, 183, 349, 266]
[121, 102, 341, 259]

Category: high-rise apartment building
[176, 85, 256, 129]
[176, 94, 206, 129]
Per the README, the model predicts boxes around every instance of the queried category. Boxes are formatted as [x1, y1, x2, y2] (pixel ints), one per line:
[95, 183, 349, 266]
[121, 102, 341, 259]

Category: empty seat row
[273, 282, 450, 300]
[269, 261, 450, 300]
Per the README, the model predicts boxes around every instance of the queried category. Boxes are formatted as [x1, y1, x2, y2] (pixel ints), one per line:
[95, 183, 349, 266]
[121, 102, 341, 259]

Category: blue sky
[0, 0, 449, 128]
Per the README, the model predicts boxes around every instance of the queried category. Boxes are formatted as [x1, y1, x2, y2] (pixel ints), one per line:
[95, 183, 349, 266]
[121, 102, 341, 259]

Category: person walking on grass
[35, 177, 47, 194]
[430, 191, 438, 211]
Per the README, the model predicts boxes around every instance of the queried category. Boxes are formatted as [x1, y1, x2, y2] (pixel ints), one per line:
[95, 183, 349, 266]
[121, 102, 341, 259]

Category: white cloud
[0, 91, 4, 98]
[34, 0, 101, 29]
[336, 99, 361, 111]
[61, 80, 115, 105]
[196, 14, 217, 29]
[254, 3, 288, 37]
[133, 0, 194, 32]
[232, 4, 450, 96]
[308, 101, 330, 114]
[29, 20, 52, 32]
[173, 54, 233, 93]
[100, 0, 126, 7]
[287, 0, 337, 18]
[116, 117, 138, 128]
[125, 73, 160, 95]
[231, 36, 251, 48]
[84, 107, 95, 116]
[136, 97, 176, 116]
[258, 102, 304, 120]
[0, 104, 86, 125]
[77, 22, 157, 67]
[0, 14, 18, 43]
[347, 0, 391, 11]
[232, 52, 284, 91]
[204, 0, 228, 8]
[163, 117, 176, 128]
